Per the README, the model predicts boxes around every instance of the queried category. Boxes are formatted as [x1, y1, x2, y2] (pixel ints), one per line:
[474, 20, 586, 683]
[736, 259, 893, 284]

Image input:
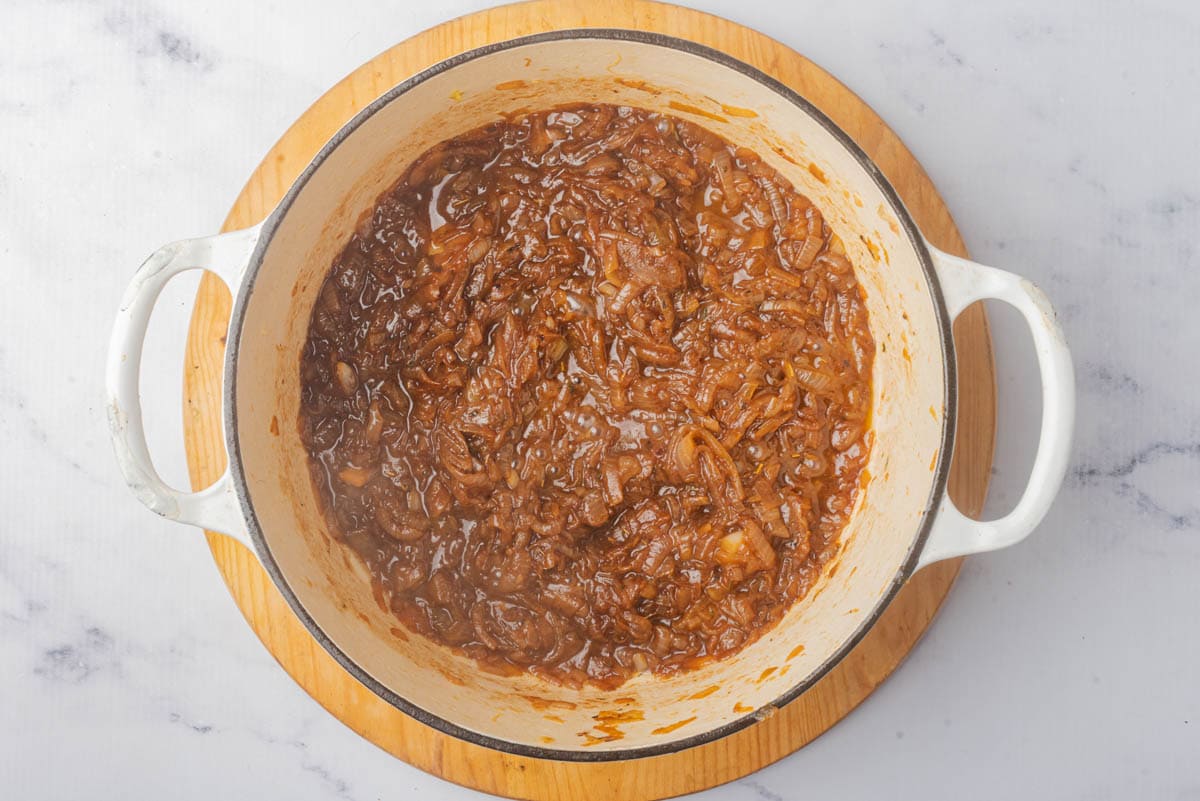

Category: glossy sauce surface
[299, 104, 873, 688]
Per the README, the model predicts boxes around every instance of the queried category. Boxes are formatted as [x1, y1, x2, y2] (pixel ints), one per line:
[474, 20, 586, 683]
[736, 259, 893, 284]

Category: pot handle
[106, 226, 261, 548]
[916, 245, 1075, 570]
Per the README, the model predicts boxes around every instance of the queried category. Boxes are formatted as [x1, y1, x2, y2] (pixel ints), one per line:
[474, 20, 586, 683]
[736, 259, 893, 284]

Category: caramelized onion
[299, 104, 873, 688]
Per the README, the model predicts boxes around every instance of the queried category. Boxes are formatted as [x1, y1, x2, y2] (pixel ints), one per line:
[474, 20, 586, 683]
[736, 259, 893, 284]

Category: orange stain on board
[269, 415, 280, 436]
[733, 702, 754, 714]
[652, 716, 697, 735]
[613, 697, 636, 705]
[787, 643, 806, 661]
[388, 626, 409, 642]
[667, 100, 728, 123]
[690, 685, 721, 700]
[807, 162, 828, 183]
[494, 79, 527, 90]
[757, 666, 778, 683]
[544, 713, 564, 724]
[540, 735, 555, 744]
[929, 449, 939, 471]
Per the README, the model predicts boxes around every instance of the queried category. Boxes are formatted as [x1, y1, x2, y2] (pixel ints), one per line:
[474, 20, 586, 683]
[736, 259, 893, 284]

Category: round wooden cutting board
[183, 2, 996, 798]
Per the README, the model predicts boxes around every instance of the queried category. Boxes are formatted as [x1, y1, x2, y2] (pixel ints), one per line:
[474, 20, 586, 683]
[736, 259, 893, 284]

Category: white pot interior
[229, 33, 950, 755]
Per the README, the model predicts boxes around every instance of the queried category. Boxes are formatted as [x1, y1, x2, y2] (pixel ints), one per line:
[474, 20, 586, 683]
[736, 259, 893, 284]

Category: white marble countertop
[3, 0, 1198, 798]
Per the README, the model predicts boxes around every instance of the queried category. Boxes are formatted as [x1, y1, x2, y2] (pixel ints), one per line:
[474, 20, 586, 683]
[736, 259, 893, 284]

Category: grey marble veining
[1, 1, 1197, 798]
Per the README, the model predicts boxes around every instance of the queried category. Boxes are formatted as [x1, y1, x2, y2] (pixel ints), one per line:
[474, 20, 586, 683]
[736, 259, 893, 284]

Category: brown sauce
[299, 104, 873, 688]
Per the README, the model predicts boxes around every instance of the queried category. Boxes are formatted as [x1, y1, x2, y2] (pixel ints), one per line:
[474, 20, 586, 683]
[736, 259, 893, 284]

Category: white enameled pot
[106, 31, 1074, 759]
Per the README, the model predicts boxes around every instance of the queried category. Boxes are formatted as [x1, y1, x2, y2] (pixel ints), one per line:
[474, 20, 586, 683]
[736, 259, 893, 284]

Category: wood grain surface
[182, 2, 996, 798]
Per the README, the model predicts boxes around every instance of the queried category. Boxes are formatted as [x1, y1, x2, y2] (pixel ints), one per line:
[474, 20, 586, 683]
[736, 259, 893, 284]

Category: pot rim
[222, 27, 957, 762]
